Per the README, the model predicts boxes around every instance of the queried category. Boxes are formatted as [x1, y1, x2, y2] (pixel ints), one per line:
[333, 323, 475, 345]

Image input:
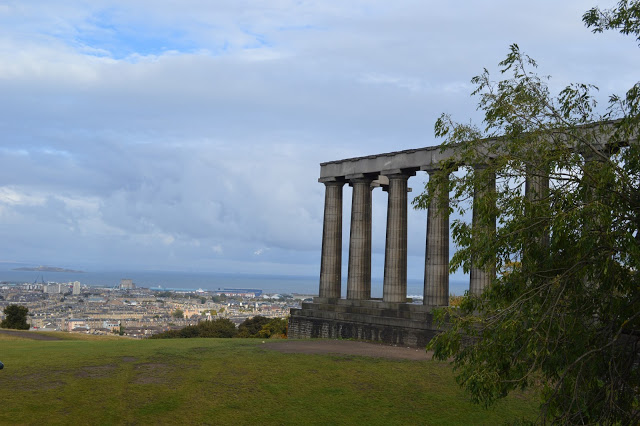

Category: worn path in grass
[263, 339, 433, 360]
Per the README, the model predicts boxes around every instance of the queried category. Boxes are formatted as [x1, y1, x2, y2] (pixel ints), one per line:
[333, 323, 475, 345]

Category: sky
[0, 0, 637, 282]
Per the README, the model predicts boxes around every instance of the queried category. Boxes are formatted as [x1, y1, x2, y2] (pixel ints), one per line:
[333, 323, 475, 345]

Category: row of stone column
[320, 169, 459, 305]
[320, 164, 538, 306]
[318, 157, 558, 306]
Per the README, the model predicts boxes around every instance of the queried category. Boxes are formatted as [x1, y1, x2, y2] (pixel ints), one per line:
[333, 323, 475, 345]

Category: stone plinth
[289, 299, 443, 348]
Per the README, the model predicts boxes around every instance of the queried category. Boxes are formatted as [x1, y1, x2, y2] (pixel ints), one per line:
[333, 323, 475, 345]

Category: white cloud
[359, 73, 430, 93]
[0, 0, 637, 277]
[254, 248, 270, 256]
[0, 187, 46, 206]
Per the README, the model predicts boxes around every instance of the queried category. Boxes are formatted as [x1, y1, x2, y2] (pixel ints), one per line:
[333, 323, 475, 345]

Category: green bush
[151, 318, 237, 339]
[258, 318, 288, 339]
[237, 316, 270, 338]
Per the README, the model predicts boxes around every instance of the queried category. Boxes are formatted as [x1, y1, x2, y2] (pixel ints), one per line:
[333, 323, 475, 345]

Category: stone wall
[289, 298, 444, 348]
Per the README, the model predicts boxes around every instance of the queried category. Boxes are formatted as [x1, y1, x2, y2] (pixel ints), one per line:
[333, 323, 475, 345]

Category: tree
[258, 318, 288, 339]
[171, 309, 184, 319]
[237, 316, 270, 338]
[583, 0, 640, 43]
[212, 294, 227, 303]
[415, 3, 640, 424]
[1, 305, 30, 330]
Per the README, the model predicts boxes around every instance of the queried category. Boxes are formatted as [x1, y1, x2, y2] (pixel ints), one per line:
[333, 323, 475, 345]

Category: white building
[44, 283, 62, 294]
[103, 321, 120, 332]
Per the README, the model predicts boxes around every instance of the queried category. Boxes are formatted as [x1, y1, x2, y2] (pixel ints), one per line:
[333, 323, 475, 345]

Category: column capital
[579, 146, 611, 162]
[318, 177, 346, 185]
[346, 173, 377, 187]
[345, 172, 377, 181]
[471, 163, 492, 171]
[379, 168, 417, 178]
[420, 162, 458, 175]
[470, 154, 498, 170]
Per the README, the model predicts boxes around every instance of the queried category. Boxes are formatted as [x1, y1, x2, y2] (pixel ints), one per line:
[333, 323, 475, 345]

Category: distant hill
[12, 266, 84, 273]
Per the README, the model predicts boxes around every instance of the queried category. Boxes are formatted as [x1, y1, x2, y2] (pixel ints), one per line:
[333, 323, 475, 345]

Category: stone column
[525, 168, 549, 202]
[319, 179, 345, 299]
[525, 165, 550, 248]
[422, 167, 450, 306]
[382, 171, 414, 303]
[469, 166, 496, 296]
[347, 175, 375, 300]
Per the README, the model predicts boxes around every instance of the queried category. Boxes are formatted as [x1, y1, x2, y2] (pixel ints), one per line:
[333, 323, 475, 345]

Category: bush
[151, 318, 237, 339]
[237, 316, 270, 338]
[258, 318, 288, 339]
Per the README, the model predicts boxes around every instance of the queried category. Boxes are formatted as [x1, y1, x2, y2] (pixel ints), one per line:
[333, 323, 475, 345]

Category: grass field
[0, 332, 538, 425]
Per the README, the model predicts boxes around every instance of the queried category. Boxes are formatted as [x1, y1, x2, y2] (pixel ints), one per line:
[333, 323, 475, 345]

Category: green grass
[0, 332, 538, 425]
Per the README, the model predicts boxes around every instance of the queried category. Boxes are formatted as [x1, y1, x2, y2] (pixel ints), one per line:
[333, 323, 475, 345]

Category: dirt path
[263, 339, 434, 361]
[0, 330, 434, 361]
[0, 329, 62, 340]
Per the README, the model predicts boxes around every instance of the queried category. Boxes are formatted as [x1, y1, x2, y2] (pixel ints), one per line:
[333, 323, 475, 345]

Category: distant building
[67, 318, 88, 331]
[213, 288, 262, 297]
[44, 283, 62, 294]
[103, 321, 120, 332]
[41, 322, 60, 332]
[120, 279, 135, 290]
[72, 281, 81, 295]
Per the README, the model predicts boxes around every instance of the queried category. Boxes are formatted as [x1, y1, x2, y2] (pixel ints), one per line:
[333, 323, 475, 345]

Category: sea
[0, 267, 469, 297]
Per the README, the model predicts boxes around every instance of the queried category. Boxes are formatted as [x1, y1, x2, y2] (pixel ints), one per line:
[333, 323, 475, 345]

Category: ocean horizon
[0, 267, 470, 297]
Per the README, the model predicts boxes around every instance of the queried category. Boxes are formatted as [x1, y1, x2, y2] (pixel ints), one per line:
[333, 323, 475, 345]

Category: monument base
[288, 298, 445, 348]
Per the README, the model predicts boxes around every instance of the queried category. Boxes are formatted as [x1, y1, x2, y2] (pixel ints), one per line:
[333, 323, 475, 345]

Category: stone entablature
[319, 145, 457, 181]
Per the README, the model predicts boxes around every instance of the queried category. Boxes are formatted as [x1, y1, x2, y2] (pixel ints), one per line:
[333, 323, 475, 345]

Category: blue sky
[0, 1, 637, 285]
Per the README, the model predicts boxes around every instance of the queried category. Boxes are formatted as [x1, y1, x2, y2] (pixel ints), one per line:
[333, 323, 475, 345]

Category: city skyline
[1, 1, 637, 281]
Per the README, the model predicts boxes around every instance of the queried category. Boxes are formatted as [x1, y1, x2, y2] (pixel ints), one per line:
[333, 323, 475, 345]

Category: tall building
[44, 283, 62, 294]
[72, 281, 81, 295]
[120, 279, 135, 290]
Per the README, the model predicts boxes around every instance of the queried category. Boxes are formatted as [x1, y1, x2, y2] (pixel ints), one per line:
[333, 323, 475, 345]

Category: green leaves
[583, 1, 640, 44]
[417, 4, 640, 423]
[1, 305, 30, 330]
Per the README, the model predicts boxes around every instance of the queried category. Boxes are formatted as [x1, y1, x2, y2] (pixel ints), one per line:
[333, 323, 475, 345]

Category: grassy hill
[0, 332, 538, 425]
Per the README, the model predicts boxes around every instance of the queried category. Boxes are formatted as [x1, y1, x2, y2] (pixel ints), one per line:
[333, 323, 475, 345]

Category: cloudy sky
[0, 0, 637, 280]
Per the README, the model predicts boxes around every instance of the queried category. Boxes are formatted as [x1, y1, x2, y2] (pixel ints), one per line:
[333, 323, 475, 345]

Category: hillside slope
[0, 332, 537, 425]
